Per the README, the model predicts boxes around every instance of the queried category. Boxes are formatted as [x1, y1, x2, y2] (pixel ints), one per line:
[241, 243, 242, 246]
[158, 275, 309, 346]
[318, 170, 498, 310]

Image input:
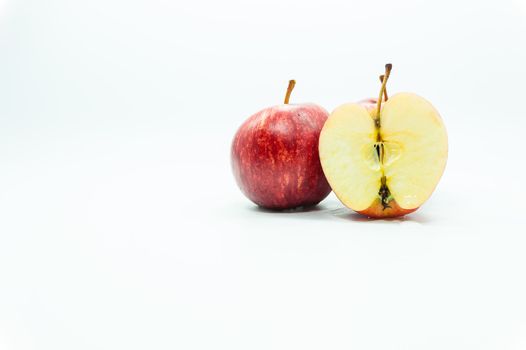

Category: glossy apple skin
[231, 104, 331, 209]
[356, 97, 419, 218]
[357, 97, 379, 113]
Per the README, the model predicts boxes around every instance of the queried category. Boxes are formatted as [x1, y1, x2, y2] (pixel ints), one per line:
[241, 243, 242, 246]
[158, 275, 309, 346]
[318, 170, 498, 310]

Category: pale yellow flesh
[318, 104, 380, 211]
[319, 93, 448, 211]
[380, 93, 448, 208]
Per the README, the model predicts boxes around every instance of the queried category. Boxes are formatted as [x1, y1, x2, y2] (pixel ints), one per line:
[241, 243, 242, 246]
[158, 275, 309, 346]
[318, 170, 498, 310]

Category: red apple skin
[357, 97, 379, 113]
[231, 104, 331, 210]
[355, 97, 419, 218]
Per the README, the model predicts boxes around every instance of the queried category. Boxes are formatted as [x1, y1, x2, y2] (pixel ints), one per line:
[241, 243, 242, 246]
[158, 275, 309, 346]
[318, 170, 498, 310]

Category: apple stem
[284, 80, 296, 104]
[379, 75, 388, 101]
[375, 64, 392, 125]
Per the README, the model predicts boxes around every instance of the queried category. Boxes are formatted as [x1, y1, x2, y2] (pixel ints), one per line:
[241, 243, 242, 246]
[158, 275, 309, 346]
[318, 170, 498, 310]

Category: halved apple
[319, 64, 448, 218]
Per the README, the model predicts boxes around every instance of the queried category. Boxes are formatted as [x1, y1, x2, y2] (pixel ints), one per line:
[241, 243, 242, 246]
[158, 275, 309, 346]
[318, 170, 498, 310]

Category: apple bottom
[254, 196, 327, 211]
[234, 164, 331, 210]
[356, 198, 418, 219]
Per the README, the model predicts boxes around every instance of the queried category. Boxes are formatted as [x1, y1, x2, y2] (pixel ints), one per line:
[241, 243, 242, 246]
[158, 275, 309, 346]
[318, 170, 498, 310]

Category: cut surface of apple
[380, 93, 448, 209]
[319, 103, 380, 211]
[319, 69, 448, 218]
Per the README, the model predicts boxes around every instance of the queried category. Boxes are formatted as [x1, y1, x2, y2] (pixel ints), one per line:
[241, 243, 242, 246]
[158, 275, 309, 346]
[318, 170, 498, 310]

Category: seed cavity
[373, 142, 385, 164]
[379, 176, 391, 210]
[366, 142, 399, 210]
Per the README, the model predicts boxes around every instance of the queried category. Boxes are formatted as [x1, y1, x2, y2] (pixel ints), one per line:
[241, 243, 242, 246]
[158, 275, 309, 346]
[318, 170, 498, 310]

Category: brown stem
[284, 80, 296, 104]
[375, 64, 392, 124]
[379, 75, 388, 101]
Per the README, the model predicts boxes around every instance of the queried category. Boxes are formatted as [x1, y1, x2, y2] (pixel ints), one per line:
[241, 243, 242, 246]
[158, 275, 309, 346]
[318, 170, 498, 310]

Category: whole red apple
[231, 80, 331, 210]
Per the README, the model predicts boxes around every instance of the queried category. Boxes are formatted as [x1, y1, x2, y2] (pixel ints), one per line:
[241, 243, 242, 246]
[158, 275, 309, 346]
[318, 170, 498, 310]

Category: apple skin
[231, 104, 331, 209]
[357, 97, 379, 113]
[356, 97, 420, 218]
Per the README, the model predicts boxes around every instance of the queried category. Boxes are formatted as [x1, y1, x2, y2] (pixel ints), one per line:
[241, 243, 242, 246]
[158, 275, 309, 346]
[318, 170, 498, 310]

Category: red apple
[231, 80, 331, 209]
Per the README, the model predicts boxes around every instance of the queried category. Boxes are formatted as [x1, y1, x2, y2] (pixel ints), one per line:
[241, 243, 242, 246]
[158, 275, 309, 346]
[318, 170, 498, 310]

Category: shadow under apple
[247, 202, 432, 225]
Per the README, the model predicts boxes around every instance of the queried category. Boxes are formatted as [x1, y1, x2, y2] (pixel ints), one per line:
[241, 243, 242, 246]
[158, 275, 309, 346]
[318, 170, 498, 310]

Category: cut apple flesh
[319, 92, 448, 215]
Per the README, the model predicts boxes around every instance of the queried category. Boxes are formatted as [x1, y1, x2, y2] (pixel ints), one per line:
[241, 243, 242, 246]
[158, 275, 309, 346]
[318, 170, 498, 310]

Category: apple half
[319, 64, 448, 218]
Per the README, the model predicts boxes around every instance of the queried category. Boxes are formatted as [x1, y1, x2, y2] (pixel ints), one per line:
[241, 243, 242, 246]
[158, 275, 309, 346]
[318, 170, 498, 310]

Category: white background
[1, 0, 526, 349]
